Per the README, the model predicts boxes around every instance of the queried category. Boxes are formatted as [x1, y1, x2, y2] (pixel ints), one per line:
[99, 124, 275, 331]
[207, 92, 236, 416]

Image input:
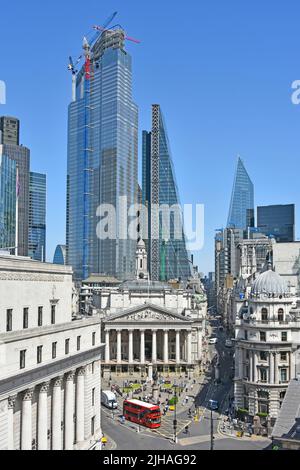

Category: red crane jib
[85, 57, 91, 79]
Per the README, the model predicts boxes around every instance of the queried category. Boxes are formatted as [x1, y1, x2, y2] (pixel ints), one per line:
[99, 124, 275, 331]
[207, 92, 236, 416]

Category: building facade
[257, 204, 295, 243]
[0, 254, 103, 450]
[227, 156, 254, 230]
[0, 154, 16, 250]
[234, 265, 300, 421]
[28, 172, 46, 262]
[66, 29, 138, 281]
[142, 105, 191, 282]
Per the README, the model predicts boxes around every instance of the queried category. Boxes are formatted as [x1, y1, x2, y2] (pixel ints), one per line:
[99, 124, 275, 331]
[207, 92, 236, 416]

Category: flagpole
[15, 166, 19, 256]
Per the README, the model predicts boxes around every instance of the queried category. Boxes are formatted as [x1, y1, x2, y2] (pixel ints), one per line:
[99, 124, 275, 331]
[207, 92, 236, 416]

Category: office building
[66, 29, 138, 281]
[227, 157, 254, 230]
[142, 105, 191, 282]
[0, 116, 30, 256]
[0, 254, 103, 450]
[53, 244, 66, 265]
[28, 172, 46, 262]
[0, 154, 16, 250]
[257, 204, 295, 243]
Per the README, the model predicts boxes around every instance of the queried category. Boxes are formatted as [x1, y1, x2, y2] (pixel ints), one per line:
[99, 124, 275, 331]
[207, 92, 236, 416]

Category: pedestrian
[185, 425, 189, 435]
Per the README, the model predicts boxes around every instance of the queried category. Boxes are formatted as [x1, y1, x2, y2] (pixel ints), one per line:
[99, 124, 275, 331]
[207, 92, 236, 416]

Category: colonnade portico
[104, 327, 194, 366]
[7, 365, 96, 450]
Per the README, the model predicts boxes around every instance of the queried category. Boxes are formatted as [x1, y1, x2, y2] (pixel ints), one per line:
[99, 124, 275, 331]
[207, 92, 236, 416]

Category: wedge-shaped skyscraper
[142, 105, 191, 282]
[227, 156, 254, 230]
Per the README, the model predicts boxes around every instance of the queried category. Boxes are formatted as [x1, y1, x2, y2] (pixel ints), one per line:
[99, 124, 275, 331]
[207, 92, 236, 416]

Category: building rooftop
[251, 264, 289, 296]
[272, 379, 300, 441]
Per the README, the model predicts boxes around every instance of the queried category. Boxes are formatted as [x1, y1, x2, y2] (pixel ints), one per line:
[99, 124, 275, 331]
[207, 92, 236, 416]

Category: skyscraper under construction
[66, 25, 138, 280]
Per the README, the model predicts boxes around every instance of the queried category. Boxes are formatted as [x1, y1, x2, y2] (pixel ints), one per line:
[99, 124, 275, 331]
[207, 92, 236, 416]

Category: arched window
[261, 308, 268, 323]
[278, 308, 284, 322]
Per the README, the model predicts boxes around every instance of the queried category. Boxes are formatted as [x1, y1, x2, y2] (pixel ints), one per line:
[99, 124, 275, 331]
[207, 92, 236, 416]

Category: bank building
[81, 240, 208, 379]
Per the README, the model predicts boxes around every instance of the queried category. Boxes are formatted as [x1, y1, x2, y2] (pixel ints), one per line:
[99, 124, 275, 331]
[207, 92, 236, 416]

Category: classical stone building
[234, 264, 300, 420]
[0, 254, 104, 450]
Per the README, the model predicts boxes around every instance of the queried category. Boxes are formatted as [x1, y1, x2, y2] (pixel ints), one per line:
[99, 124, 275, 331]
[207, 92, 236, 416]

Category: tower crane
[68, 55, 82, 101]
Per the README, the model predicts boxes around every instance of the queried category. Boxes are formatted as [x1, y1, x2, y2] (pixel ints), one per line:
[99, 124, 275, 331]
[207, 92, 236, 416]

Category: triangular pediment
[106, 303, 191, 323]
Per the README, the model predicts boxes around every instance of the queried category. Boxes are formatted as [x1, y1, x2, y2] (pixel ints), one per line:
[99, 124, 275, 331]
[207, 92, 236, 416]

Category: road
[101, 315, 270, 451]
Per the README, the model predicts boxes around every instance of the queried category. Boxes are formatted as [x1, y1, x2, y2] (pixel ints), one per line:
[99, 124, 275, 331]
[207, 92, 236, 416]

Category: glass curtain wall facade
[28, 172, 46, 261]
[0, 154, 16, 250]
[142, 105, 191, 282]
[53, 244, 66, 265]
[257, 204, 295, 242]
[227, 156, 254, 230]
[66, 30, 138, 280]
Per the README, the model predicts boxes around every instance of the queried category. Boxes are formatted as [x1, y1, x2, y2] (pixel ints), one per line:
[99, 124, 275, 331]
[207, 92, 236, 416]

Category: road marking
[178, 434, 226, 446]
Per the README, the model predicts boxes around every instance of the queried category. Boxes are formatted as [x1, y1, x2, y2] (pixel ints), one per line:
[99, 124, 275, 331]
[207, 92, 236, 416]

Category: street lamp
[173, 380, 178, 443]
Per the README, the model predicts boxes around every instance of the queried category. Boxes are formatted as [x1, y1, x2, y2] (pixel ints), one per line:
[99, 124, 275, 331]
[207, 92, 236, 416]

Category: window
[65, 339, 70, 355]
[91, 416, 95, 436]
[260, 368, 267, 382]
[92, 388, 95, 406]
[37, 346, 43, 364]
[6, 309, 12, 332]
[77, 336, 81, 351]
[261, 308, 268, 322]
[279, 391, 286, 408]
[280, 368, 288, 383]
[140, 259, 143, 269]
[92, 332, 96, 346]
[51, 305, 56, 325]
[23, 308, 29, 329]
[280, 352, 287, 361]
[260, 351, 268, 361]
[38, 307, 43, 326]
[20, 350, 26, 369]
[281, 332, 288, 342]
[278, 309, 284, 322]
[52, 342, 57, 359]
[244, 330, 248, 340]
[260, 331, 266, 342]
[92, 362, 95, 374]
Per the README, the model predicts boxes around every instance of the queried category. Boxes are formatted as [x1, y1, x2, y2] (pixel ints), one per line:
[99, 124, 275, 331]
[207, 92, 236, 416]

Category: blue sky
[0, 0, 300, 274]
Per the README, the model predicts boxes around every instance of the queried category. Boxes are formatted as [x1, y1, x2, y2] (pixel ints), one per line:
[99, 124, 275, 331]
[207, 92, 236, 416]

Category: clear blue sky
[1, 0, 299, 274]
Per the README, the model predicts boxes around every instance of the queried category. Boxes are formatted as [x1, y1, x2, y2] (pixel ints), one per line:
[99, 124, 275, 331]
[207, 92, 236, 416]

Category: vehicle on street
[209, 337, 218, 345]
[123, 399, 161, 429]
[101, 390, 118, 409]
[225, 339, 233, 348]
[208, 399, 219, 411]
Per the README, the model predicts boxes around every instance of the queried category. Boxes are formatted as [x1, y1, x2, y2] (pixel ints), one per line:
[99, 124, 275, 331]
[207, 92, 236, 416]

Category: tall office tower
[66, 29, 138, 281]
[227, 156, 254, 231]
[142, 105, 191, 282]
[53, 244, 66, 265]
[0, 154, 16, 250]
[257, 204, 295, 243]
[0, 116, 30, 256]
[28, 172, 46, 261]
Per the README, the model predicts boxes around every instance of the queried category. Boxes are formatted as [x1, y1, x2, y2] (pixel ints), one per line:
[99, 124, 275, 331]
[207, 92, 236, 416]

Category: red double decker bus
[123, 399, 161, 429]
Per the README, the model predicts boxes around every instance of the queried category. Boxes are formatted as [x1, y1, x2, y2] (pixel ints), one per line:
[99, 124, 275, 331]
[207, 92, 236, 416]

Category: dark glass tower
[257, 204, 295, 242]
[66, 29, 138, 280]
[0, 154, 16, 250]
[28, 172, 46, 261]
[142, 105, 191, 282]
[227, 156, 254, 230]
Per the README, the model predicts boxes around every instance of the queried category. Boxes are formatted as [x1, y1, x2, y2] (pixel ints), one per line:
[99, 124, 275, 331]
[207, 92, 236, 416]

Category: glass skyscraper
[227, 156, 254, 230]
[142, 105, 191, 282]
[0, 153, 16, 250]
[66, 29, 138, 280]
[53, 244, 66, 265]
[257, 204, 295, 242]
[28, 172, 46, 261]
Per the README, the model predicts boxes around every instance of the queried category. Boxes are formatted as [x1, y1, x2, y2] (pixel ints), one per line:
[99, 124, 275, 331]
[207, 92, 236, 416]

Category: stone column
[64, 371, 75, 450]
[187, 331, 192, 364]
[238, 348, 244, 379]
[176, 330, 181, 364]
[152, 330, 157, 363]
[269, 352, 274, 384]
[21, 388, 34, 450]
[117, 330, 122, 363]
[253, 352, 258, 383]
[105, 330, 110, 363]
[164, 330, 169, 364]
[52, 377, 63, 450]
[76, 367, 85, 444]
[38, 382, 49, 450]
[128, 330, 134, 364]
[7, 396, 17, 450]
[140, 330, 145, 364]
[249, 351, 253, 382]
[197, 328, 202, 361]
[274, 353, 279, 384]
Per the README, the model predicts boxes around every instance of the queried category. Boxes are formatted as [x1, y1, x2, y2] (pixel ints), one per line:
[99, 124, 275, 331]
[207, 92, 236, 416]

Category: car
[209, 337, 218, 345]
[225, 339, 233, 348]
[208, 399, 219, 411]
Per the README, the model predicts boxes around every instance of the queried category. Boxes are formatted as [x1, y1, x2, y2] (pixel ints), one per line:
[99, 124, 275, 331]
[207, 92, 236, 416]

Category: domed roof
[251, 264, 288, 296]
[137, 239, 146, 248]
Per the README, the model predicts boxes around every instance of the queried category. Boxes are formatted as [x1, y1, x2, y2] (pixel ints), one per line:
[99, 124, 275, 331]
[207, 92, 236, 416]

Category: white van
[225, 339, 233, 348]
[101, 390, 118, 409]
[209, 337, 218, 345]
